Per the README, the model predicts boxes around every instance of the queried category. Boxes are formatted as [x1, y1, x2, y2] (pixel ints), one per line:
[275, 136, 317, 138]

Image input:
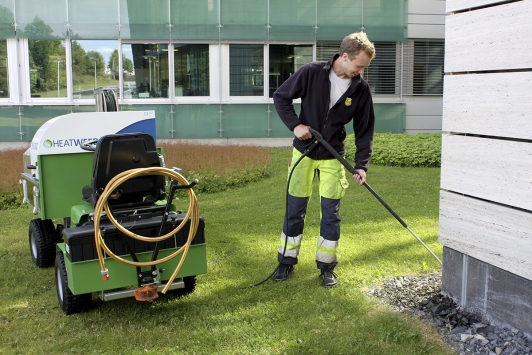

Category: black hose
[308, 128, 442, 266]
[250, 138, 320, 287]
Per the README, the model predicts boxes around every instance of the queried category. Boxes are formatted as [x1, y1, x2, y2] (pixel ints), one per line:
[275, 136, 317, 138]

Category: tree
[24, 17, 64, 94]
[71, 40, 88, 76]
[108, 49, 134, 79]
[86, 51, 105, 75]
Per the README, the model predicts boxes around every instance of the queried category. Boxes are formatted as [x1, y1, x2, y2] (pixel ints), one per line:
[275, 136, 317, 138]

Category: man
[273, 32, 376, 287]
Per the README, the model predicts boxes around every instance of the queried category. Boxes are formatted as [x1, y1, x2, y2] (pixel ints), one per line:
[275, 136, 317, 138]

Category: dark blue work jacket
[273, 54, 375, 171]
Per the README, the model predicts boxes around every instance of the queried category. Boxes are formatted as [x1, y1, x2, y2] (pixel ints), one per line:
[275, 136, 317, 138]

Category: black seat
[85, 132, 165, 209]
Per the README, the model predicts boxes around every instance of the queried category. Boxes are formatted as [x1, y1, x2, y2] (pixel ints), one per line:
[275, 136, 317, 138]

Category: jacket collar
[323, 53, 339, 73]
[324, 53, 362, 87]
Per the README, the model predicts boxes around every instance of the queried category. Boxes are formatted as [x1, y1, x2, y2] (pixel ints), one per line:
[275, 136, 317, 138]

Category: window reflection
[72, 40, 119, 99]
[229, 44, 264, 96]
[0, 40, 8, 98]
[174, 44, 209, 97]
[122, 43, 169, 99]
[29, 39, 66, 98]
[269, 44, 312, 97]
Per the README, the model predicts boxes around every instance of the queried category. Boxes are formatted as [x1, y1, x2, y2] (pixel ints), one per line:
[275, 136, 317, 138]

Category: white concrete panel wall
[443, 72, 532, 139]
[447, 0, 512, 12]
[408, 0, 446, 39]
[445, 1, 532, 72]
[440, 134, 532, 211]
[439, 191, 532, 281]
[440, 0, 532, 282]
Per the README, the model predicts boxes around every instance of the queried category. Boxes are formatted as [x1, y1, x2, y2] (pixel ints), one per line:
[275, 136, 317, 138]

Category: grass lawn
[0, 147, 451, 355]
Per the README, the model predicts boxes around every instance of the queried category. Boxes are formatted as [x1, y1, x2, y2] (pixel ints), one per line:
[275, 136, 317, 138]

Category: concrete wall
[439, 0, 532, 336]
[404, 0, 445, 133]
[408, 0, 446, 38]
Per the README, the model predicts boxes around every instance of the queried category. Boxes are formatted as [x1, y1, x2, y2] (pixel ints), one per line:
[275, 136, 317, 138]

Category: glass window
[28, 39, 66, 98]
[365, 42, 398, 95]
[0, 40, 8, 98]
[122, 43, 169, 99]
[414, 39, 444, 95]
[174, 44, 210, 97]
[269, 44, 312, 97]
[72, 40, 119, 99]
[317, 41, 399, 95]
[229, 44, 264, 96]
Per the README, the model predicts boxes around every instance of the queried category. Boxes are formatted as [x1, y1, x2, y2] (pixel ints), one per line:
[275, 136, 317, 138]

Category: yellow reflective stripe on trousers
[278, 232, 302, 258]
[316, 236, 338, 264]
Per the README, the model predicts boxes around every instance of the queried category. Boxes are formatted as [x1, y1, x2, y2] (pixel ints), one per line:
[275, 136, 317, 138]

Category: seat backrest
[90, 132, 164, 208]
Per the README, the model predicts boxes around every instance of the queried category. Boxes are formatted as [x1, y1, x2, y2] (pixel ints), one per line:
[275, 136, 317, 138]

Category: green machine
[21, 108, 207, 315]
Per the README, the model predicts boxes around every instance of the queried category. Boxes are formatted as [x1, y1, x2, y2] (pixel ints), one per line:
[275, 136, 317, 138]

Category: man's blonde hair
[339, 32, 376, 60]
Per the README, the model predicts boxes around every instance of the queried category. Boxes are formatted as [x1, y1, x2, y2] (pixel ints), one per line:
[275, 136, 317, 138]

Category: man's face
[340, 51, 371, 78]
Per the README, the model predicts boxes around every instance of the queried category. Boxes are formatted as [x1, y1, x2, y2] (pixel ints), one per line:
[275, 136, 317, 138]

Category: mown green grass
[0, 147, 451, 355]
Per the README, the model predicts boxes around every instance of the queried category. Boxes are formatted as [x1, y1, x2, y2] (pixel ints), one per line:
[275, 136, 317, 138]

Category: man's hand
[353, 169, 366, 186]
[293, 124, 312, 140]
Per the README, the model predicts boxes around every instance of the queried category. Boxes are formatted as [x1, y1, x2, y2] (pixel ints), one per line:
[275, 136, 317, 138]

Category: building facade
[440, 0, 532, 336]
[0, 0, 445, 142]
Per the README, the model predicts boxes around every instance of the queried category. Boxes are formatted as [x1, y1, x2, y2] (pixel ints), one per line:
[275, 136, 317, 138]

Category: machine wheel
[167, 276, 197, 298]
[29, 218, 57, 268]
[55, 251, 92, 315]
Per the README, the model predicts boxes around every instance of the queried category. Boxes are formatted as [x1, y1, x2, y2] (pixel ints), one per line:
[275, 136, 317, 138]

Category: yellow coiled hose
[94, 167, 199, 294]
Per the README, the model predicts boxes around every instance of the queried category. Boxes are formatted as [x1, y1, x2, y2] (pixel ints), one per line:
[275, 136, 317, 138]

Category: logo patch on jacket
[345, 97, 352, 106]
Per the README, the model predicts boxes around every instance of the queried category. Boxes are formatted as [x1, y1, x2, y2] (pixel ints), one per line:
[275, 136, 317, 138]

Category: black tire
[29, 218, 57, 268]
[165, 276, 197, 298]
[55, 251, 92, 315]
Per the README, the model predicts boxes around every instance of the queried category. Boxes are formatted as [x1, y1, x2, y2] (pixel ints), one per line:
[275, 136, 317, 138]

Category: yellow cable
[93, 167, 199, 294]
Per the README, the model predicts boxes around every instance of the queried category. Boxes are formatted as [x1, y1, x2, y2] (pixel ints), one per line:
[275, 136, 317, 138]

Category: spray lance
[308, 128, 442, 266]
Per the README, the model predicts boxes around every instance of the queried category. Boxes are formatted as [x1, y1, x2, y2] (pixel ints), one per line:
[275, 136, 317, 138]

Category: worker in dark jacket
[273, 32, 376, 287]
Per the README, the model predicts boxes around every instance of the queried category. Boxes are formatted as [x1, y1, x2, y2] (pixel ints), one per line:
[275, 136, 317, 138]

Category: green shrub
[0, 192, 23, 210]
[345, 133, 441, 168]
[186, 165, 271, 194]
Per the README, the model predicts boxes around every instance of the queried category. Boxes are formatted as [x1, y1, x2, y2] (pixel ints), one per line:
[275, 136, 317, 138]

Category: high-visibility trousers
[278, 148, 349, 269]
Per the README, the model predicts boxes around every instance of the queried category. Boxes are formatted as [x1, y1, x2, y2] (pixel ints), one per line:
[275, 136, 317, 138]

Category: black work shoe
[320, 268, 338, 287]
[274, 264, 294, 281]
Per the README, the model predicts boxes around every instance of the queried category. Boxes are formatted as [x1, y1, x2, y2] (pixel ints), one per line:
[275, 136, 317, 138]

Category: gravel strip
[364, 272, 532, 354]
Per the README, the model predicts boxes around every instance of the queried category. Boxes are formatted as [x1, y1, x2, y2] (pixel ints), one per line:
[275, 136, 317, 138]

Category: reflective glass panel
[16, 0, 67, 39]
[72, 40, 119, 99]
[0, 40, 8, 98]
[316, 0, 407, 42]
[28, 39, 66, 98]
[220, 0, 268, 40]
[269, 44, 312, 97]
[121, 43, 169, 99]
[269, 0, 316, 41]
[67, 0, 119, 39]
[174, 44, 209, 97]
[229, 44, 264, 97]
[119, 0, 169, 40]
[170, 0, 219, 40]
[0, 3, 15, 39]
[0, 106, 20, 141]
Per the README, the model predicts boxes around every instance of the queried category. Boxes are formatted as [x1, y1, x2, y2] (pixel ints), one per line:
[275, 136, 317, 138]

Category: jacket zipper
[319, 79, 361, 159]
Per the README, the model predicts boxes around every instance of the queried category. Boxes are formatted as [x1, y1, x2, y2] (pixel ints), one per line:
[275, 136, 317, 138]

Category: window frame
[23, 38, 73, 105]
[222, 41, 314, 104]
[118, 40, 172, 105]
[170, 41, 218, 104]
[0, 39, 18, 104]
